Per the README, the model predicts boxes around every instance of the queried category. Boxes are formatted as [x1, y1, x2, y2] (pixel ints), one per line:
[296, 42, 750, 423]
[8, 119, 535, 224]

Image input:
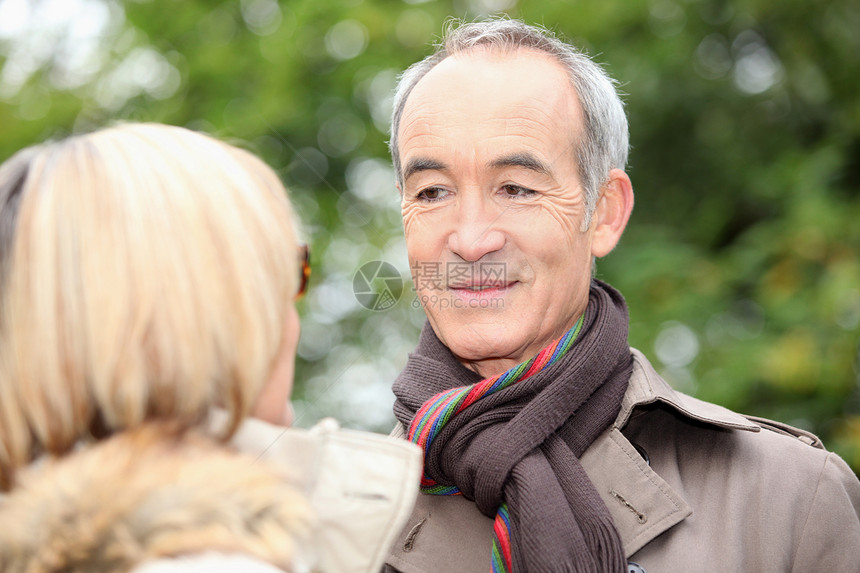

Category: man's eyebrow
[403, 157, 446, 182]
[490, 153, 552, 176]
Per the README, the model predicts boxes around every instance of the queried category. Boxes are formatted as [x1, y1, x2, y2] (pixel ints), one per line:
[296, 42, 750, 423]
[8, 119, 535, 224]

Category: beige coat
[225, 416, 423, 573]
[385, 349, 860, 573]
[0, 417, 421, 573]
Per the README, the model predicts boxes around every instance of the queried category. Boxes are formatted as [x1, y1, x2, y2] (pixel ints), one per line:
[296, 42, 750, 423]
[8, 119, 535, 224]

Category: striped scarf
[408, 319, 582, 571]
[393, 280, 632, 572]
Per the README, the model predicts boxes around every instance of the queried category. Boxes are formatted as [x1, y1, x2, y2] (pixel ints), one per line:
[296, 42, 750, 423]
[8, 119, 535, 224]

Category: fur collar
[0, 424, 311, 573]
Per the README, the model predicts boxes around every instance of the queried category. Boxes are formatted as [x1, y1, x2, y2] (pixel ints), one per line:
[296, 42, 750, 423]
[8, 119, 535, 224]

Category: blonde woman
[0, 123, 420, 573]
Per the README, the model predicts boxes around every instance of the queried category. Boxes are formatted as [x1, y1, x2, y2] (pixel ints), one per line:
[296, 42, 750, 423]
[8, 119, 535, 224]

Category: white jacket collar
[228, 416, 422, 573]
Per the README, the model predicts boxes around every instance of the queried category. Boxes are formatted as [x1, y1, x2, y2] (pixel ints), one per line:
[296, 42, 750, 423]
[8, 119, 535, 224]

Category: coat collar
[590, 349, 759, 556]
[227, 416, 423, 573]
[0, 425, 307, 572]
[386, 348, 762, 570]
[619, 349, 760, 433]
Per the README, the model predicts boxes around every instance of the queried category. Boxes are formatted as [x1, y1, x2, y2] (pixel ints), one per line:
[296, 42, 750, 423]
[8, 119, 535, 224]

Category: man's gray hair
[389, 19, 629, 227]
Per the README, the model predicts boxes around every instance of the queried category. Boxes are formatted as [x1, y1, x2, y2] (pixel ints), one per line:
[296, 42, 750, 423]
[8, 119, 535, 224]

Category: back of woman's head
[0, 123, 300, 490]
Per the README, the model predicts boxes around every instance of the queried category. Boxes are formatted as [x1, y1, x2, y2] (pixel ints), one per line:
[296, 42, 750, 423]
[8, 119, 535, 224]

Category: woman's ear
[590, 168, 634, 258]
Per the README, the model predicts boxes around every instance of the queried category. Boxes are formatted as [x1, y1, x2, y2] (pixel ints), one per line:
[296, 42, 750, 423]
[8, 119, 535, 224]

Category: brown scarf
[393, 280, 633, 572]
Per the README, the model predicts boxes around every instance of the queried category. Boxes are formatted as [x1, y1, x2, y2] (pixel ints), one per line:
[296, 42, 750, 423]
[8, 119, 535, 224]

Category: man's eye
[417, 187, 449, 201]
[502, 185, 536, 197]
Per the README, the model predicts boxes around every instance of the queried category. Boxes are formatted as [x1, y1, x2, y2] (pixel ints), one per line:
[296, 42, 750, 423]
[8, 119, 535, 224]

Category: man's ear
[590, 168, 634, 258]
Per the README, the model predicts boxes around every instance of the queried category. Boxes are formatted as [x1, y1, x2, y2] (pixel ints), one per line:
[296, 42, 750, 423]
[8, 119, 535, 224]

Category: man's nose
[447, 193, 506, 262]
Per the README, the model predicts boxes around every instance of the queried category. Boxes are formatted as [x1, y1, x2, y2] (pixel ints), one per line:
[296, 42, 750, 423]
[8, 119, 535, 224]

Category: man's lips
[448, 282, 516, 292]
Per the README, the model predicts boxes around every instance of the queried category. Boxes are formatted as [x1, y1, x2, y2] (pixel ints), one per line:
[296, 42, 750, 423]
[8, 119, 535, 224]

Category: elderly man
[383, 19, 860, 573]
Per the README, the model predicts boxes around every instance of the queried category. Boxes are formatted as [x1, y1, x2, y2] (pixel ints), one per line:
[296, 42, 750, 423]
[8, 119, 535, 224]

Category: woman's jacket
[0, 416, 421, 573]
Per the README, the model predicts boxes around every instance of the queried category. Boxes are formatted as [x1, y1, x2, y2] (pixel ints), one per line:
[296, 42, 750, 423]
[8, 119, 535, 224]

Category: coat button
[628, 562, 646, 573]
[633, 443, 650, 466]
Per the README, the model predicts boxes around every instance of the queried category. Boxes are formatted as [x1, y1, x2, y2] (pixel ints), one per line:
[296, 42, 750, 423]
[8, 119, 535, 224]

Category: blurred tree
[1, 0, 857, 470]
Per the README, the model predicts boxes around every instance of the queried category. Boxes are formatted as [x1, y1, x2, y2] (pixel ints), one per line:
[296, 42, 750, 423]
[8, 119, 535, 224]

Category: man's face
[398, 49, 601, 376]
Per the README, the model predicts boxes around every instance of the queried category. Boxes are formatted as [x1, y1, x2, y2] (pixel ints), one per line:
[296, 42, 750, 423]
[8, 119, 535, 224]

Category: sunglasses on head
[296, 243, 311, 300]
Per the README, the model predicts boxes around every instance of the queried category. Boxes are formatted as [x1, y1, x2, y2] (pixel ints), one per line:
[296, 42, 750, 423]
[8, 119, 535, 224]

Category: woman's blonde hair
[0, 123, 300, 489]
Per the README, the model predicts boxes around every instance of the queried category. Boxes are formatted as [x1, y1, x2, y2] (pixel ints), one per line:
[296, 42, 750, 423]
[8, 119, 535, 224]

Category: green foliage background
[1, 0, 858, 471]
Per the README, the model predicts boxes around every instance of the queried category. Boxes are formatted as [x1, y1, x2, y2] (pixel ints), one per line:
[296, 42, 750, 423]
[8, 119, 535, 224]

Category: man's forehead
[410, 48, 571, 102]
[400, 49, 581, 140]
[398, 50, 582, 176]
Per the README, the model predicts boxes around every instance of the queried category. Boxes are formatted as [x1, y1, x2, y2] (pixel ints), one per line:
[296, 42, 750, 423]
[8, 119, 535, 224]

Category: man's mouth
[448, 282, 516, 292]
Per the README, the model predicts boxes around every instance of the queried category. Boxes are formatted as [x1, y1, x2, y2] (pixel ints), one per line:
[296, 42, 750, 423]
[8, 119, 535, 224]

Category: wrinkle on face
[532, 193, 589, 250]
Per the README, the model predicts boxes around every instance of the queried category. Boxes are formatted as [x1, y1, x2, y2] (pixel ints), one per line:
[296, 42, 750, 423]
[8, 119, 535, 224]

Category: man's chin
[433, 326, 527, 375]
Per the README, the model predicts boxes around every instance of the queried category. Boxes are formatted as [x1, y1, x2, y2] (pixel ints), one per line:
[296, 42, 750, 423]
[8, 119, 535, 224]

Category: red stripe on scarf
[494, 512, 513, 572]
